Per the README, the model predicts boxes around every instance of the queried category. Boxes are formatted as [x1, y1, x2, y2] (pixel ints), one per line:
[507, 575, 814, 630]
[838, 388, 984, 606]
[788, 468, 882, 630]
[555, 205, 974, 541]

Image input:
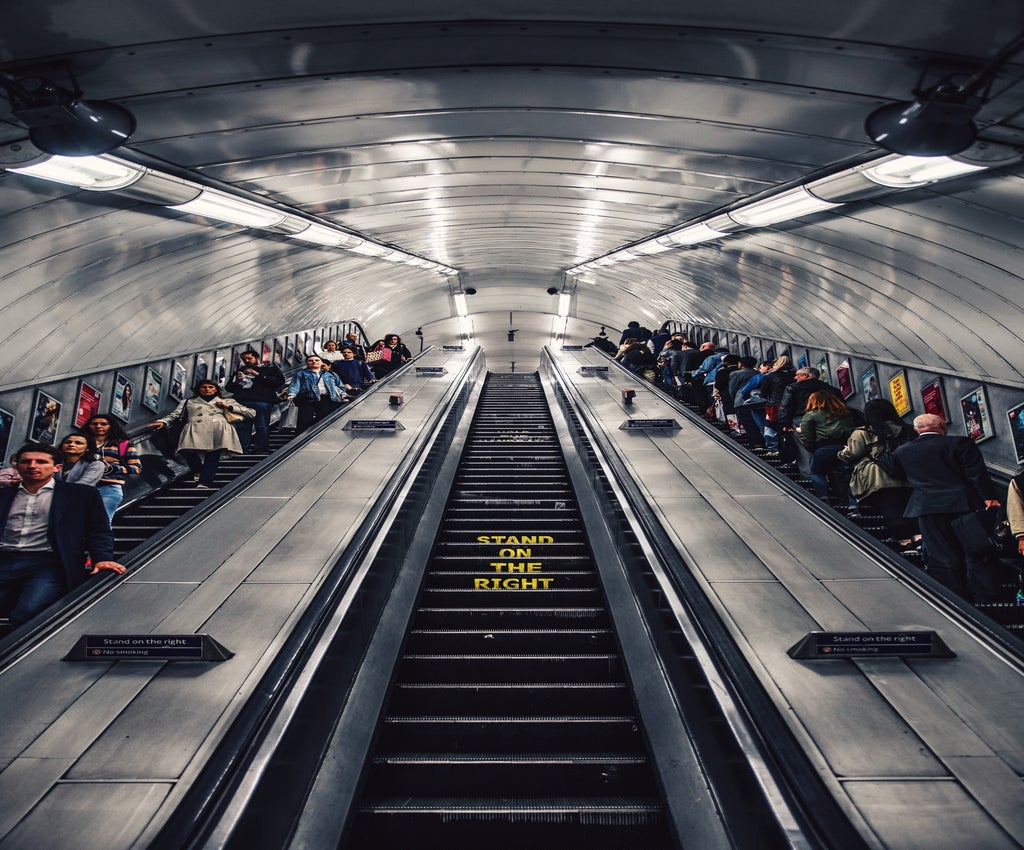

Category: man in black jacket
[225, 350, 286, 453]
[0, 444, 125, 632]
[891, 414, 1001, 601]
[776, 367, 842, 429]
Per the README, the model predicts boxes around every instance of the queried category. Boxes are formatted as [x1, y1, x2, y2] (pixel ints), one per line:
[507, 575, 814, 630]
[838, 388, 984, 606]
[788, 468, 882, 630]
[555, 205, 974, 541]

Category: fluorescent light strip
[658, 222, 730, 247]
[169, 188, 288, 228]
[727, 187, 841, 227]
[557, 292, 572, 317]
[4, 153, 456, 272]
[861, 155, 987, 188]
[453, 292, 468, 317]
[8, 154, 147, 190]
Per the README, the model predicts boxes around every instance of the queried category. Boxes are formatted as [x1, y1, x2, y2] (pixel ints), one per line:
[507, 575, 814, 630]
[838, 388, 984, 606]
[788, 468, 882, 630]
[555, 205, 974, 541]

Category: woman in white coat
[149, 380, 254, 488]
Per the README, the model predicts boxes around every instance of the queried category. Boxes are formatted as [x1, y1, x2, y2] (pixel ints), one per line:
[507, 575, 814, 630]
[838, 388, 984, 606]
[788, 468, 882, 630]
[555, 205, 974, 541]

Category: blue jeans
[0, 550, 66, 626]
[96, 484, 123, 524]
[809, 444, 850, 501]
[234, 401, 274, 453]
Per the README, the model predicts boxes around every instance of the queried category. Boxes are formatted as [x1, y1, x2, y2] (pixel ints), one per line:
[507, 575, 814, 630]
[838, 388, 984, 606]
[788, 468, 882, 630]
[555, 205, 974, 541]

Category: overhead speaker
[864, 81, 980, 157]
[7, 76, 136, 156]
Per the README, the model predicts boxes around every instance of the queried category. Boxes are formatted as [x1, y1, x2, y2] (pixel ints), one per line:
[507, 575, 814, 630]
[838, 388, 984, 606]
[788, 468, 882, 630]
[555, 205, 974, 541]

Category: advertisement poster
[261, 340, 272, 364]
[75, 381, 102, 428]
[796, 350, 809, 370]
[110, 373, 135, 422]
[1008, 402, 1024, 465]
[214, 352, 229, 386]
[285, 336, 296, 365]
[194, 354, 209, 384]
[273, 338, 284, 365]
[170, 360, 188, 401]
[0, 408, 14, 461]
[888, 370, 911, 417]
[959, 386, 993, 443]
[30, 390, 62, 444]
[920, 379, 947, 421]
[815, 353, 829, 382]
[861, 365, 881, 402]
[835, 360, 854, 399]
[142, 367, 163, 413]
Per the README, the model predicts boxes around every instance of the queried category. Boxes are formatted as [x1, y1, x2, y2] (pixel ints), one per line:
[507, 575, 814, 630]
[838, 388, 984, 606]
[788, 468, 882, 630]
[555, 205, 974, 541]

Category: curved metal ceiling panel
[0, 1, 1022, 388]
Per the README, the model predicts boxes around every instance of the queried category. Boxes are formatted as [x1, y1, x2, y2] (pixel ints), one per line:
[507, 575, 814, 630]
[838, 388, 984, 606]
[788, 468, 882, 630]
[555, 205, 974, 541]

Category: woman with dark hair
[839, 399, 921, 548]
[799, 391, 857, 503]
[367, 333, 412, 379]
[149, 381, 254, 489]
[79, 415, 142, 522]
[58, 433, 105, 486]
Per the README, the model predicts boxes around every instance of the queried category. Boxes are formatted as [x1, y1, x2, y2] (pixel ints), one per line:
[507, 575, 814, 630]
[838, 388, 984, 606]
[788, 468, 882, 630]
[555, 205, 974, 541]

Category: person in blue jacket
[287, 355, 348, 434]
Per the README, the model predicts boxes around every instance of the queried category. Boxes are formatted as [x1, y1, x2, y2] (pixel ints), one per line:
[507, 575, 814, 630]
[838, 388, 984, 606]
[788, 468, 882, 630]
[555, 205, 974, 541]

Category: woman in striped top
[79, 415, 142, 523]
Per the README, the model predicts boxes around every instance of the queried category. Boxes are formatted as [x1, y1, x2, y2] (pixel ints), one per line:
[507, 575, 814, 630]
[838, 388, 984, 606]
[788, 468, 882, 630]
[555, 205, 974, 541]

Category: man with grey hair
[777, 366, 841, 430]
[890, 414, 1002, 602]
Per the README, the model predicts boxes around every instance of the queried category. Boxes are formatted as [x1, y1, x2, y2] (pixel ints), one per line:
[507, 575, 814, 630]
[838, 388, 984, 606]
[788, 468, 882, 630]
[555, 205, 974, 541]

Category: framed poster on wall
[920, 379, 947, 421]
[75, 381, 102, 428]
[1007, 402, 1024, 464]
[861, 365, 881, 402]
[142, 367, 163, 413]
[194, 354, 209, 384]
[110, 373, 134, 423]
[0, 407, 14, 461]
[29, 390, 61, 445]
[796, 350, 809, 370]
[170, 360, 188, 401]
[814, 353, 829, 382]
[887, 370, 911, 417]
[959, 386, 993, 442]
[835, 360, 855, 399]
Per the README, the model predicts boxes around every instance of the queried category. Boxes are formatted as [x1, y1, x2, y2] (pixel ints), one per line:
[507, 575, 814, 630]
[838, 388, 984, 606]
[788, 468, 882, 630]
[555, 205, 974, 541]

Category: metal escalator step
[388, 682, 632, 714]
[396, 654, 625, 683]
[378, 716, 645, 751]
[406, 628, 616, 652]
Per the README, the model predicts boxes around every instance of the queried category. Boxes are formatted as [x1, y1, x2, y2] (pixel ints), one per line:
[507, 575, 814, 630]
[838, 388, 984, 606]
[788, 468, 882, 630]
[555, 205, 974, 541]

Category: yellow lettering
[498, 548, 532, 558]
[490, 562, 506, 571]
[474, 578, 494, 589]
[526, 563, 542, 572]
[476, 536, 491, 544]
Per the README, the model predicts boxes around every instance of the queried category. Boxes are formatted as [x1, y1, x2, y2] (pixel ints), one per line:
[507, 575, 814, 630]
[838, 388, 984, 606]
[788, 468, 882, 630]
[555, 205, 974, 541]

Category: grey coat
[159, 397, 254, 454]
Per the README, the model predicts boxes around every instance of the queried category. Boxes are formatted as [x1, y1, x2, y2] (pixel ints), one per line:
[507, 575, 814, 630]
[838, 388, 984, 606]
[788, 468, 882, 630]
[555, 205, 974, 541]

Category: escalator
[347, 373, 675, 848]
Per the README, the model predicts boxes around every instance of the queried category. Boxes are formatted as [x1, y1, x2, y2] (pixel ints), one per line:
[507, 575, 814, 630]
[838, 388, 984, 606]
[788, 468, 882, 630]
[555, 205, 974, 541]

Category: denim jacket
[288, 369, 347, 403]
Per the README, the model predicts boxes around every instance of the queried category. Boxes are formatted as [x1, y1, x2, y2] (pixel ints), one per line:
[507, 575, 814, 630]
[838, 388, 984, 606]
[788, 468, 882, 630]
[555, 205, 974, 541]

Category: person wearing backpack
[838, 399, 920, 549]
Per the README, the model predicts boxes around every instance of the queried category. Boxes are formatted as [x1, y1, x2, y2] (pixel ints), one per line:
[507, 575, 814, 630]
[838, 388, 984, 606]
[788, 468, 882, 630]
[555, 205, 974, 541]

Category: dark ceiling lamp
[865, 29, 1024, 156]
[0, 71, 136, 156]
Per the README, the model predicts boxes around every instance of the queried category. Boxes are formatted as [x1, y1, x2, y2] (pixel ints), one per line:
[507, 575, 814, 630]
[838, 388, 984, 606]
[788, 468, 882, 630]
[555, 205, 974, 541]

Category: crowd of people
[0, 332, 413, 633]
[596, 322, 1024, 606]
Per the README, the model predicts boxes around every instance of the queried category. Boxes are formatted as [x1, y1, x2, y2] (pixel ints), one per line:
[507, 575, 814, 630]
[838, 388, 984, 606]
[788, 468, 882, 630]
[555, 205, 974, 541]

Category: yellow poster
[888, 370, 911, 416]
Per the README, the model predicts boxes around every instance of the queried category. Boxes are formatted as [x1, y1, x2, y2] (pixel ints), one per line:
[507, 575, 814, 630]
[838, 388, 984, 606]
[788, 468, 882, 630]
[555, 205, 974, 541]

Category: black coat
[777, 378, 842, 426]
[0, 480, 114, 592]
[891, 434, 997, 517]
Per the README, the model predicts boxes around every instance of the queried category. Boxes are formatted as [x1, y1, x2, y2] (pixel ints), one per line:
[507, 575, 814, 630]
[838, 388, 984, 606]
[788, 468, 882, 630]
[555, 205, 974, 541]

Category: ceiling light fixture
[0, 72, 136, 157]
[864, 29, 1024, 157]
[2, 148, 457, 273]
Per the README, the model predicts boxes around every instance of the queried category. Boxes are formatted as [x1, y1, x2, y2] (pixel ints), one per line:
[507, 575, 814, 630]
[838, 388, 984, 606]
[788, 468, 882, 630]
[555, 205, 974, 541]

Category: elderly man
[891, 414, 1001, 602]
[0, 443, 125, 632]
[777, 367, 841, 430]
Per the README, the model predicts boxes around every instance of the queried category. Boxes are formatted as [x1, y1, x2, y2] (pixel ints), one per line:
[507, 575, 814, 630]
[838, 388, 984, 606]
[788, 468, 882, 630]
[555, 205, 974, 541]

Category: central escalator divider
[349, 373, 674, 848]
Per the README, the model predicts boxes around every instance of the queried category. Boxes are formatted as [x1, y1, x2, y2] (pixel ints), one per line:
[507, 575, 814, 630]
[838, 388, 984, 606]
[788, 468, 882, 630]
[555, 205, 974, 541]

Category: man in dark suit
[892, 414, 1001, 601]
[0, 443, 126, 632]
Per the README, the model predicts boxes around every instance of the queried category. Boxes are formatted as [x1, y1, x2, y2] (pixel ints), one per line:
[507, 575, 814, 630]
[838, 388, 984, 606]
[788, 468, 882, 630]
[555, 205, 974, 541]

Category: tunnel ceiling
[1, 2, 1023, 383]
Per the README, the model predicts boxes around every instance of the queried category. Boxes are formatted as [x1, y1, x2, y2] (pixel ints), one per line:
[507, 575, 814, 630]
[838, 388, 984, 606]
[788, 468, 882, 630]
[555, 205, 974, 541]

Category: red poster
[921, 380, 946, 420]
[75, 382, 102, 428]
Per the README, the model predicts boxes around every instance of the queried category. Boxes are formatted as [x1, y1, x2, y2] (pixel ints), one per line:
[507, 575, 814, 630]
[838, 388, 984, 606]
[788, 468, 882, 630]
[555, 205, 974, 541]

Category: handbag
[365, 347, 392, 364]
[952, 508, 1014, 558]
[294, 389, 316, 403]
[222, 407, 245, 423]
